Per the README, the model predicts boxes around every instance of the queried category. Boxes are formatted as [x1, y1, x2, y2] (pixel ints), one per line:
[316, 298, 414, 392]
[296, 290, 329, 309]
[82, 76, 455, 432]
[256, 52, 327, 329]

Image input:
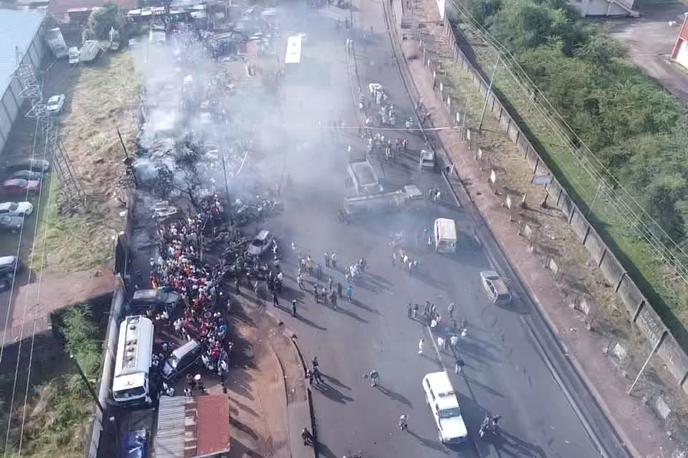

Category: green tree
[85, 3, 126, 41]
[61, 305, 101, 377]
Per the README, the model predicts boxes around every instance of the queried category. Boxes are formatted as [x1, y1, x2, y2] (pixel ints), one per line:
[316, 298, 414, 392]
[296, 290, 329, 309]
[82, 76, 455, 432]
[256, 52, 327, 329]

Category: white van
[422, 371, 468, 444]
[434, 218, 457, 253]
[112, 315, 154, 407]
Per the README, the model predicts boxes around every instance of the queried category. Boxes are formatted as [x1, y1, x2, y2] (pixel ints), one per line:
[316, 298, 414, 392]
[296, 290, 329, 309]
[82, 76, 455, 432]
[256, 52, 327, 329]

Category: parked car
[480, 270, 512, 306]
[0, 215, 24, 232]
[4, 159, 50, 173]
[247, 229, 273, 256]
[9, 170, 43, 181]
[127, 288, 179, 315]
[0, 202, 33, 217]
[420, 149, 435, 170]
[2, 179, 40, 196]
[0, 256, 19, 275]
[2, 179, 39, 195]
[161, 339, 202, 381]
[45, 94, 65, 115]
[121, 429, 149, 458]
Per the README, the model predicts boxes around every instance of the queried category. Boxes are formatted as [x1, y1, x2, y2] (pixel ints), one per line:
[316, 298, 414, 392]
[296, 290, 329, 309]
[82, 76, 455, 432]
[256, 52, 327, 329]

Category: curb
[264, 308, 318, 458]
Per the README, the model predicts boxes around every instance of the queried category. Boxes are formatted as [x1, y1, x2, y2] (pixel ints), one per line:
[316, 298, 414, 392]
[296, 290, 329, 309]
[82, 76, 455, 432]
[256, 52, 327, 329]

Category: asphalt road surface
[253, 1, 628, 458]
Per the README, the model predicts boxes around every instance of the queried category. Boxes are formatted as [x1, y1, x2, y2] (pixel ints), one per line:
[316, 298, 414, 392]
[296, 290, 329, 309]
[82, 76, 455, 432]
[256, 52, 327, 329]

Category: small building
[155, 395, 231, 458]
[671, 15, 688, 70]
[0, 9, 47, 157]
[568, 0, 638, 17]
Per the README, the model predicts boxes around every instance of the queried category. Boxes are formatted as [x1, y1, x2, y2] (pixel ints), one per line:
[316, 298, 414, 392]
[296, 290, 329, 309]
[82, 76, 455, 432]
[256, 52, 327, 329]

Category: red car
[2, 179, 40, 196]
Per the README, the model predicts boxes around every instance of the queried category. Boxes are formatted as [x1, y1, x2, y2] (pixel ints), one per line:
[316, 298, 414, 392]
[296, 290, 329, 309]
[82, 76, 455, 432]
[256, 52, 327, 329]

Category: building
[671, 15, 688, 70]
[48, 0, 137, 23]
[0, 9, 47, 157]
[568, 0, 638, 17]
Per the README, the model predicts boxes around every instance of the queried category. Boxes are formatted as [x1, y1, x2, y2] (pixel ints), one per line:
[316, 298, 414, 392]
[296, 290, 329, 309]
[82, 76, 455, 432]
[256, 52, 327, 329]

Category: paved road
[252, 2, 622, 458]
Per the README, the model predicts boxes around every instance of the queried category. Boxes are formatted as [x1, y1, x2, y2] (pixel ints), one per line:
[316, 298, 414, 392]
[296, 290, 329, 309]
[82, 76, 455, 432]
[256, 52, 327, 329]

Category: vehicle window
[116, 386, 146, 398]
[439, 407, 461, 419]
[252, 239, 264, 246]
[8, 204, 17, 211]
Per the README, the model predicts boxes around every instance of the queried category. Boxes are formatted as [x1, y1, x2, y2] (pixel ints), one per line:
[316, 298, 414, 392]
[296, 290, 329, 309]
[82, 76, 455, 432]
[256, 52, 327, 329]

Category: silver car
[480, 270, 512, 306]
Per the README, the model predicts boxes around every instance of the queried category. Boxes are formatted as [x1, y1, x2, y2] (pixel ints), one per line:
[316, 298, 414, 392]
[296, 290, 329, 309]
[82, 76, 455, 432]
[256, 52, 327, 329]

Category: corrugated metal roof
[0, 9, 45, 96]
[154, 395, 230, 458]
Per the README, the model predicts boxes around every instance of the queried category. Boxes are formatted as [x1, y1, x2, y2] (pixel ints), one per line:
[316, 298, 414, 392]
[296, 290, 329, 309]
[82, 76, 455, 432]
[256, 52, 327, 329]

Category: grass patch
[30, 177, 115, 273]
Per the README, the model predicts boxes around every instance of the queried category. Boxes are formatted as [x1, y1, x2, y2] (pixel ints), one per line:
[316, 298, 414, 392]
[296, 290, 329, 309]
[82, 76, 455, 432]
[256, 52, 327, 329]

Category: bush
[61, 305, 101, 377]
[84, 3, 127, 42]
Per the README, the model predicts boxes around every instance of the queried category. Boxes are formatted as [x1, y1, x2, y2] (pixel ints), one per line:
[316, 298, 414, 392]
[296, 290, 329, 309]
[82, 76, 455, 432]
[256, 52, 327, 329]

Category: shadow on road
[312, 380, 355, 403]
[406, 428, 447, 453]
[377, 384, 413, 407]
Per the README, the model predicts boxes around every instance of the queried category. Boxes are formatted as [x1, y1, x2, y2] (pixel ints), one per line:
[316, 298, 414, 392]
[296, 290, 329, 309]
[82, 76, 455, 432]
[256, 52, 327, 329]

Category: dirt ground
[207, 301, 299, 458]
[33, 49, 138, 273]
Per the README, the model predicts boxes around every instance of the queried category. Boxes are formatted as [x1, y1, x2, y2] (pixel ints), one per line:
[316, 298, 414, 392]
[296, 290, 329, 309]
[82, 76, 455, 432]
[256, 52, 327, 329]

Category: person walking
[448, 302, 455, 319]
[272, 291, 279, 307]
[454, 357, 465, 374]
[407, 302, 413, 318]
[328, 276, 333, 291]
[399, 414, 408, 431]
[450, 334, 459, 350]
[313, 284, 320, 303]
[337, 281, 343, 298]
[301, 427, 314, 446]
[324, 252, 330, 267]
[392, 250, 397, 267]
[369, 369, 380, 387]
[412, 303, 418, 320]
[346, 285, 353, 302]
[437, 336, 446, 352]
[418, 337, 424, 355]
[331, 252, 337, 268]
[292, 299, 297, 317]
[330, 290, 337, 309]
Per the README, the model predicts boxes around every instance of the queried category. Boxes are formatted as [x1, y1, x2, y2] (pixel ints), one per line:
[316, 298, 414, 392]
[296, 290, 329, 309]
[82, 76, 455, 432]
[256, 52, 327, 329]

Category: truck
[112, 315, 154, 407]
[45, 28, 68, 59]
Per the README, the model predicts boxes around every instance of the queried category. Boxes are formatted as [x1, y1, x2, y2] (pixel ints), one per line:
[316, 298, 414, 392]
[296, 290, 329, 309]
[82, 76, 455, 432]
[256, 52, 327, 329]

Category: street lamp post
[70, 353, 105, 416]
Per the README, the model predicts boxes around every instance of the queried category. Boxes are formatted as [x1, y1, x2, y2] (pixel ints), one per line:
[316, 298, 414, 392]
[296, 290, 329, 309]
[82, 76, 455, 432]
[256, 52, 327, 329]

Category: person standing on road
[369, 369, 380, 387]
[337, 281, 343, 298]
[324, 252, 330, 267]
[328, 276, 333, 291]
[346, 285, 353, 302]
[392, 250, 397, 267]
[314, 284, 320, 303]
[448, 302, 455, 319]
[454, 357, 465, 374]
[450, 333, 459, 350]
[407, 302, 413, 318]
[331, 252, 337, 269]
[412, 303, 418, 320]
[272, 291, 279, 307]
[399, 414, 408, 431]
[418, 337, 424, 355]
[292, 299, 297, 317]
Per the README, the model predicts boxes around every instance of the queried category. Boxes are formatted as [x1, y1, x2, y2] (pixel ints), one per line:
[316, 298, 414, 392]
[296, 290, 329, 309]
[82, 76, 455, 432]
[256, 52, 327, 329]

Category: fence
[413, 17, 688, 394]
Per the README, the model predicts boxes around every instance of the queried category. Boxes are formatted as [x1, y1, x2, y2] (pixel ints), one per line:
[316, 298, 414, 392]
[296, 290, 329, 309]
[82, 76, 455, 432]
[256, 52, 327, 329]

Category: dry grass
[32, 51, 138, 273]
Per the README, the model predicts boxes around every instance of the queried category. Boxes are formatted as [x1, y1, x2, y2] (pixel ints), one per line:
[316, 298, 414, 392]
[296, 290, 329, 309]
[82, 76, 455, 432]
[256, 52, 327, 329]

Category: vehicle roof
[47, 95, 62, 102]
[132, 289, 159, 301]
[114, 316, 154, 378]
[171, 339, 200, 358]
[424, 371, 455, 396]
[112, 372, 147, 392]
[491, 278, 510, 296]
[0, 256, 16, 264]
[255, 229, 270, 240]
[3, 179, 26, 185]
[285, 34, 302, 64]
[481, 270, 499, 279]
[435, 218, 457, 238]
[420, 149, 435, 158]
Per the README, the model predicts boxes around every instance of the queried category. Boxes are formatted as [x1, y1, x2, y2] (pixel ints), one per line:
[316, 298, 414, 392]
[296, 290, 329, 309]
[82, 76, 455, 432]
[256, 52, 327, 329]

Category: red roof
[49, 0, 137, 17]
[196, 395, 231, 457]
[671, 15, 688, 60]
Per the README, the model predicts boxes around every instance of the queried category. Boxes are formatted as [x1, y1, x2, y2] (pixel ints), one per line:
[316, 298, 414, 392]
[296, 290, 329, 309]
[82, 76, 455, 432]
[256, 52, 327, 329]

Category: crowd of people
[151, 198, 233, 386]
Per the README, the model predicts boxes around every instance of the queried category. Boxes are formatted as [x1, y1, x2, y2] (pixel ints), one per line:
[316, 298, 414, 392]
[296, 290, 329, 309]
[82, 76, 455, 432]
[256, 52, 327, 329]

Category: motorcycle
[479, 415, 500, 438]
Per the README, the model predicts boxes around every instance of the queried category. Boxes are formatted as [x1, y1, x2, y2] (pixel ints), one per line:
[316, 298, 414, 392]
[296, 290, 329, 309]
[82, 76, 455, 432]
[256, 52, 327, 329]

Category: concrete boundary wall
[423, 18, 688, 394]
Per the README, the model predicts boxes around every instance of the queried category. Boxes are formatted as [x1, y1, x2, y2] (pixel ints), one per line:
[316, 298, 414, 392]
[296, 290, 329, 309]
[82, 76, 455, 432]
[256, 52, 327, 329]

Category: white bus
[112, 315, 154, 407]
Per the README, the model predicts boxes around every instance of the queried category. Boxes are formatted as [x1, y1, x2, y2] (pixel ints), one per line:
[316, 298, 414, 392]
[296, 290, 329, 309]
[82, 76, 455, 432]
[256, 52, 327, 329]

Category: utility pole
[70, 353, 104, 416]
[478, 54, 501, 131]
[627, 330, 667, 395]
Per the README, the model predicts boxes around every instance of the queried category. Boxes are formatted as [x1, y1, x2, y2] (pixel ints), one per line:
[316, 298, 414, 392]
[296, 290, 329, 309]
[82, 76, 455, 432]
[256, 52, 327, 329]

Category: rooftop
[49, 0, 137, 18]
[0, 9, 45, 96]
